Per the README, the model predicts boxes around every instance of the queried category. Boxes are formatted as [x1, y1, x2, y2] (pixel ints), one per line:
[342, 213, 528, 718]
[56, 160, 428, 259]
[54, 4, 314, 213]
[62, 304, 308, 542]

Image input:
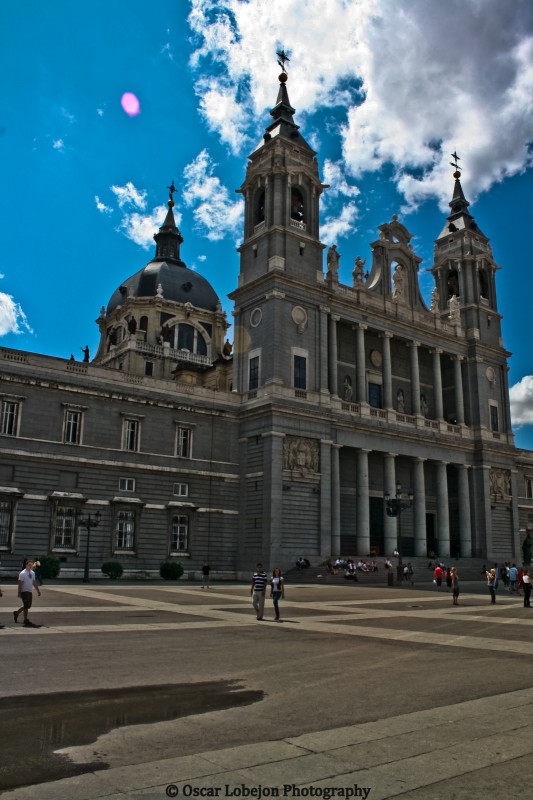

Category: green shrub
[37, 555, 61, 579]
[160, 561, 184, 580]
[101, 560, 123, 580]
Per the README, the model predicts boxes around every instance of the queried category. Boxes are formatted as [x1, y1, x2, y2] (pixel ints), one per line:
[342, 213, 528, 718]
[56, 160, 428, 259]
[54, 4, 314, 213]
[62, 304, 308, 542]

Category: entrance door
[426, 513, 436, 557]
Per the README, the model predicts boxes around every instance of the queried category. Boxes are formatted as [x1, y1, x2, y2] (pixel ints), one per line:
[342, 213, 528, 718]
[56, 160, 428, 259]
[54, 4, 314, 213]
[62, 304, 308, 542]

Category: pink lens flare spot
[121, 92, 141, 116]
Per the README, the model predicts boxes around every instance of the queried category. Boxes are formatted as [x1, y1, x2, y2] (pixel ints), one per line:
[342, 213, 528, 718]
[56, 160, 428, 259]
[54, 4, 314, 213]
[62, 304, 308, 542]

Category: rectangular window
[145, 361, 153, 377]
[0, 500, 13, 547]
[115, 510, 135, 550]
[249, 356, 259, 390]
[368, 383, 382, 409]
[490, 404, 499, 432]
[173, 482, 189, 497]
[54, 506, 76, 549]
[1, 401, 20, 436]
[119, 478, 135, 492]
[171, 514, 189, 552]
[64, 410, 82, 444]
[123, 419, 140, 452]
[294, 356, 307, 390]
[176, 427, 192, 458]
[527, 479, 533, 500]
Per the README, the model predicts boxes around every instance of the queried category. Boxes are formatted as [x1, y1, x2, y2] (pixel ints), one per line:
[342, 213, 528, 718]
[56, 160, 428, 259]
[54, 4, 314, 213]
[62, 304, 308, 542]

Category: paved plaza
[1, 579, 532, 799]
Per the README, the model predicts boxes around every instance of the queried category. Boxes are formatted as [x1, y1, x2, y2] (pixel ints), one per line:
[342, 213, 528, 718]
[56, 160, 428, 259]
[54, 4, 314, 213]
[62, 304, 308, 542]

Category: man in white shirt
[14, 559, 42, 627]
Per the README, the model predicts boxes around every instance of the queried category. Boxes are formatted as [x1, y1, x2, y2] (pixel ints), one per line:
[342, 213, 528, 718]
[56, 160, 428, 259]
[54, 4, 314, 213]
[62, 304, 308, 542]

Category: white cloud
[182, 149, 243, 241]
[510, 376, 533, 428]
[118, 205, 170, 249]
[95, 196, 113, 215]
[188, 0, 533, 209]
[96, 108, 104, 117]
[52, 139, 65, 151]
[111, 181, 147, 210]
[321, 202, 360, 246]
[161, 42, 174, 60]
[0, 292, 32, 336]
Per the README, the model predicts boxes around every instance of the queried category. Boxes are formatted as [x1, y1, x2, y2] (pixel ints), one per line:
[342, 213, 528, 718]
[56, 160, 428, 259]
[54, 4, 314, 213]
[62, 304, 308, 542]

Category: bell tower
[431, 155, 512, 436]
[230, 59, 328, 396]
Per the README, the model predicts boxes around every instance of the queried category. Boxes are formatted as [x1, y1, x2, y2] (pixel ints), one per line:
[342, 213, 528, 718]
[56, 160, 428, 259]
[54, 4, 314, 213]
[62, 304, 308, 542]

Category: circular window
[250, 308, 262, 328]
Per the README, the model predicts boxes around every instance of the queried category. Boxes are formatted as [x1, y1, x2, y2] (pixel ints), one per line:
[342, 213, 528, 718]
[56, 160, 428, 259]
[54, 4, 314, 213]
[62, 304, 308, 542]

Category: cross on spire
[276, 48, 290, 73]
[450, 151, 461, 176]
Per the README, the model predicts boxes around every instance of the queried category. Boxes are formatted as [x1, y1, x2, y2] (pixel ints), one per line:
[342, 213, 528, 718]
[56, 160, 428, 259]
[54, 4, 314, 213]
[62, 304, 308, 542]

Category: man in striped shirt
[251, 563, 268, 620]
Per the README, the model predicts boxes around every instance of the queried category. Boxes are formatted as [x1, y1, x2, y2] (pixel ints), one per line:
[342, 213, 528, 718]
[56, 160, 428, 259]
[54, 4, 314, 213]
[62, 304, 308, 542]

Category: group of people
[433, 564, 460, 603]
[251, 564, 285, 621]
[0, 558, 42, 629]
[485, 563, 531, 606]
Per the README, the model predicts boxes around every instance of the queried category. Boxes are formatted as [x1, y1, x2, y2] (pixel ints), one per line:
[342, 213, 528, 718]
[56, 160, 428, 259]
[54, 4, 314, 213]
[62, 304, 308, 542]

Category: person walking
[522, 568, 531, 608]
[14, 559, 42, 627]
[434, 564, 443, 590]
[451, 567, 459, 605]
[201, 560, 212, 589]
[270, 567, 285, 621]
[486, 567, 496, 604]
[251, 563, 267, 620]
[445, 567, 453, 592]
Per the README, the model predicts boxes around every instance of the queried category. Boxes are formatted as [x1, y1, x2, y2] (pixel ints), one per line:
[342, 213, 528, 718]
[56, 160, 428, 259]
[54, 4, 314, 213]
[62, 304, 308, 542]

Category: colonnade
[327, 315, 465, 423]
[326, 446, 472, 559]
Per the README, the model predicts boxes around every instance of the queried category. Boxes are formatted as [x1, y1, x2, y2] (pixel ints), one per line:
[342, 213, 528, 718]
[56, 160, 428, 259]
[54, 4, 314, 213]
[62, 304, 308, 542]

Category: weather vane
[276, 48, 290, 74]
[450, 151, 461, 176]
[167, 181, 177, 205]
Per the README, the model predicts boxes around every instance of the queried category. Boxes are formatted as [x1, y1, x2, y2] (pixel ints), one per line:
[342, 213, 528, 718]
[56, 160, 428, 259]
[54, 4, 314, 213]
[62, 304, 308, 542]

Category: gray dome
[107, 259, 221, 314]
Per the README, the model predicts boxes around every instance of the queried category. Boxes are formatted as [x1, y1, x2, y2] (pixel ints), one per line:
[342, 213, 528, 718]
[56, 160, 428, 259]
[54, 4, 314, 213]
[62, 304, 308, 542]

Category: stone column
[356, 449, 371, 554]
[453, 356, 465, 424]
[320, 440, 332, 558]
[457, 464, 472, 558]
[381, 332, 393, 409]
[262, 432, 285, 567]
[436, 461, 450, 558]
[409, 341, 421, 415]
[319, 306, 330, 394]
[383, 453, 397, 554]
[328, 314, 339, 395]
[413, 458, 427, 556]
[356, 324, 367, 403]
[331, 444, 341, 556]
[431, 348, 444, 419]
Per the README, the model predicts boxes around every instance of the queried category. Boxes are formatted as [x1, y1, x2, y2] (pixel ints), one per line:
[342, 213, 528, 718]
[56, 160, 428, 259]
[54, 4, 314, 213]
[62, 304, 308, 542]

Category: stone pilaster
[356, 448, 371, 553]
[436, 461, 450, 558]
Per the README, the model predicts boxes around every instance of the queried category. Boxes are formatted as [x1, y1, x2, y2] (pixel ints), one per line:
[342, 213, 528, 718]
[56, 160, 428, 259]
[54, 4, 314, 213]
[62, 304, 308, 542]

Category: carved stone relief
[283, 436, 320, 477]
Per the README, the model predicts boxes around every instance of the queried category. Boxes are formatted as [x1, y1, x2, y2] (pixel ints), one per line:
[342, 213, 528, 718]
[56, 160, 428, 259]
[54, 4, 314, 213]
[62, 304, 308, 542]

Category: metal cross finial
[450, 151, 461, 174]
[276, 48, 290, 73]
[167, 181, 176, 200]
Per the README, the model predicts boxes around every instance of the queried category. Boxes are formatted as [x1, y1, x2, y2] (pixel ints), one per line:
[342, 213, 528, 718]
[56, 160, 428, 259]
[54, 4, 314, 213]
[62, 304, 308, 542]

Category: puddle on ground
[0, 680, 264, 791]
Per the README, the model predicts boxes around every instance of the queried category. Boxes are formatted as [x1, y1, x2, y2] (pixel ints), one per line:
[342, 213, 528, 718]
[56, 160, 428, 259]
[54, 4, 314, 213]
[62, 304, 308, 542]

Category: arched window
[177, 324, 207, 355]
[255, 190, 265, 225]
[139, 316, 148, 332]
[447, 269, 459, 298]
[290, 188, 305, 222]
[478, 270, 488, 299]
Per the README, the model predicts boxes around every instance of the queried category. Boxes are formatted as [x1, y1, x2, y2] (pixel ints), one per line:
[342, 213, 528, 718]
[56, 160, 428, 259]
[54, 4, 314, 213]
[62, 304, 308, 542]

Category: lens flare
[121, 92, 140, 117]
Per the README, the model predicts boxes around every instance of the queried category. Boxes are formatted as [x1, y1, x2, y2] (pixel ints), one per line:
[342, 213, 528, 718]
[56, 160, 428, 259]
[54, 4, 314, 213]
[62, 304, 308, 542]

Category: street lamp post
[385, 482, 413, 581]
[76, 509, 101, 583]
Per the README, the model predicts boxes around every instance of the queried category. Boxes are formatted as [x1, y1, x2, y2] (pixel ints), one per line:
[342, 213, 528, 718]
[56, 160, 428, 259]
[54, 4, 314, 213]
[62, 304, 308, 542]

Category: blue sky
[1, 0, 533, 445]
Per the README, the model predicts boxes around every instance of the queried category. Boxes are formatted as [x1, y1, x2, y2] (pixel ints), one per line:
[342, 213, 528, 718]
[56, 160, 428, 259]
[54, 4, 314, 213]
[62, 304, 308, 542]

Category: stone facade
[0, 72, 532, 577]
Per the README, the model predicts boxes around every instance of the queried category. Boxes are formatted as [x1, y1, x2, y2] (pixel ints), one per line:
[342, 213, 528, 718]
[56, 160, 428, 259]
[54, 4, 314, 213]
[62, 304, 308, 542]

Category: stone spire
[153, 183, 184, 263]
[263, 64, 314, 153]
[437, 154, 485, 238]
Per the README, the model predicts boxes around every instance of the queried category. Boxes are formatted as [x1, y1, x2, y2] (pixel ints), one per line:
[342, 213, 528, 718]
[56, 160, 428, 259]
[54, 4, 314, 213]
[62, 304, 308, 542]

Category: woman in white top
[522, 569, 531, 608]
[270, 567, 285, 621]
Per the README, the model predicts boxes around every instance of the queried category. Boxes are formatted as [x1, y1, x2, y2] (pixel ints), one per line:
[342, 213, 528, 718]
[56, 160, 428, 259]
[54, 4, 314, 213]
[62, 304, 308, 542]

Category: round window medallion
[486, 366, 495, 383]
[291, 306, 307, 326]
[370, 349, 382, 368]
[250, 308, 262, 328]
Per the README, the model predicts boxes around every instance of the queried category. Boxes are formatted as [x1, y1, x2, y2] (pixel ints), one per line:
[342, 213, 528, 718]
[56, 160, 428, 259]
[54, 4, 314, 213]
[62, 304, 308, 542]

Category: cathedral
[1, 68, 532, 578]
